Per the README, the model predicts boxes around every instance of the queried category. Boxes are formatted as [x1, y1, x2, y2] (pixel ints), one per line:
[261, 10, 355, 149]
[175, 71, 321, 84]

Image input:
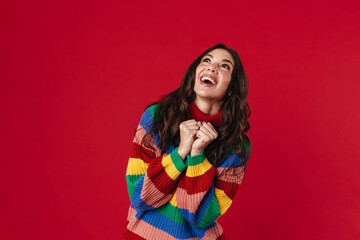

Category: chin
[194, 90, 211, 99]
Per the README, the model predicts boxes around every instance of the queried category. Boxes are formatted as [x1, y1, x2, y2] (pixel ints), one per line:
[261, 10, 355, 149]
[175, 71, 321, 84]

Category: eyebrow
[205, 54, 234, 67]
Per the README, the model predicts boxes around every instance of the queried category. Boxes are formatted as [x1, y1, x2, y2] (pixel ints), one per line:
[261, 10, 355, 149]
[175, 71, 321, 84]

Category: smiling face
[194, 48, 234, 104]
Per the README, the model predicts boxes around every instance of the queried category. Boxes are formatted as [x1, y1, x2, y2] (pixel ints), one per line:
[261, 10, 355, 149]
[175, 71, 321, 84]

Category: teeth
[201, 76, 216, 85]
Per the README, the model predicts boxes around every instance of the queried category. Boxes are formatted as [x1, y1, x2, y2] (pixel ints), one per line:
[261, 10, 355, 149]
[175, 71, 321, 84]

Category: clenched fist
[177, 120, 201, 160]
[177, 120, 218, 159]
[191, 122, 218, 156]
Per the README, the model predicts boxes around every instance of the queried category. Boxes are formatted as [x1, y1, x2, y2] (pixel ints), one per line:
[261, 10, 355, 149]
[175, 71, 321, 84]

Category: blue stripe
[218, 152, 242, 168]
[140, 108, 154, 131]
[194, 221, 217, 239]
[141, 207, 197, 238]
[133, 205, 216, 239]
[130, 176, 155, 212]
[139, 108, 175, 155]
[178, 184, 216, 228]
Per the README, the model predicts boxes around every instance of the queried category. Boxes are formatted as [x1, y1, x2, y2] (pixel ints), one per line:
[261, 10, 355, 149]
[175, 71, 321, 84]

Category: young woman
[124, 43, 251, 240]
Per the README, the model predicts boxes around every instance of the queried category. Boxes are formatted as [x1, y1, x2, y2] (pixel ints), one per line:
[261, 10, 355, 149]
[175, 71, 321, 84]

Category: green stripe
[194, 195, 221, 228]
[155, 202, 186, 223]
[186, 151, 206, 166]
[126, 174, 143, 199]
[170, 148, 186, 172]
[147, 104, 157, 119]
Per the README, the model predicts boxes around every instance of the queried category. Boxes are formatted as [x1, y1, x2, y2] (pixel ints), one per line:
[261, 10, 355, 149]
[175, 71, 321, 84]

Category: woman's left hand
[190, 122, 218, 156]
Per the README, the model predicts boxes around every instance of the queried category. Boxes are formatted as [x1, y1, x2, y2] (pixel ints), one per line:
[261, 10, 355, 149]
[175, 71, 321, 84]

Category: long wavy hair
[138, 43, 251, 171]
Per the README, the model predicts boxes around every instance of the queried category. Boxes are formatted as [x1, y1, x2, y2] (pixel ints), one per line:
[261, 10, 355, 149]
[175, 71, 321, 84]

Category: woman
[124, 43, 251, 240]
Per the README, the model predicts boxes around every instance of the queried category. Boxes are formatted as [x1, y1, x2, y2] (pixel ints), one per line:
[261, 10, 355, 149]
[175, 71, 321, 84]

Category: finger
[187, 124, 200, 130]
[180, 120, 199, 131]
[184, 120, 200, 128]
[204, 122, 217, 133]
[186, 128, 198, 136]
[199, 124, 212, 136]
[197, 128, 211, 140]
[191, 128, 199, 134]
[181, 119, 197, 127]
[200, 123, 217, 139]
[205, 122, 217, 137]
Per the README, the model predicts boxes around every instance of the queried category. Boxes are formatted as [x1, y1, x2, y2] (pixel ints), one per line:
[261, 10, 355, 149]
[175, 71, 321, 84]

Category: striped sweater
[125, 104, 250, 240]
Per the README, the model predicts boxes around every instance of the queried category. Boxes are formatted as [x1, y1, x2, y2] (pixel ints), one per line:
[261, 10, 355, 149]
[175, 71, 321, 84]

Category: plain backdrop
[1, 0, 360, 239]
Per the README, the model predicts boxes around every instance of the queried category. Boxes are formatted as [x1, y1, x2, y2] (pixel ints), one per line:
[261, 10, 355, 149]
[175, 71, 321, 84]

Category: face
[194, 48, 234, 103]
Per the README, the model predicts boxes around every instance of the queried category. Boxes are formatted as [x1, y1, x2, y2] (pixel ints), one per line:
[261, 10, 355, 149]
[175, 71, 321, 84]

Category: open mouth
[200, 75, 217, 85]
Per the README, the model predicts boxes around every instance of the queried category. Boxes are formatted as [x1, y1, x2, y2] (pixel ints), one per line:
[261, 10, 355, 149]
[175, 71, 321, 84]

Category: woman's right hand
[177, 119, 201, 160]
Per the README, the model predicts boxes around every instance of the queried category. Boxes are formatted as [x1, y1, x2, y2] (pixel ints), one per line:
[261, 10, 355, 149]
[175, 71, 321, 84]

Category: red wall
[1, 0, 359, 239]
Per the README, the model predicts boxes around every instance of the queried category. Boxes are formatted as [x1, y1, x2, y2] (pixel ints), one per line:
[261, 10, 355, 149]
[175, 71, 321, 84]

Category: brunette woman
[124, 43, 251, 240]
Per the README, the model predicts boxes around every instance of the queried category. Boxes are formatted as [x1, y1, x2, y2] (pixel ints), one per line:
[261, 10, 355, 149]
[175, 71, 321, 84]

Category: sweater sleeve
[175, 145, 250, 228]
[126, 106, 186, 212]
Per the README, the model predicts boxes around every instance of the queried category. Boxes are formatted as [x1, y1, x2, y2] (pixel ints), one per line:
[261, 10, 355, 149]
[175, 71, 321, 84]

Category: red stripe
[214, 179, 240, 199]
[130, 142, 179, 194]
[217, 233, 226, 240]
[177, 167, 215, 194]
[130, 142, 156, 163]
[124, 221, 147, 240]
[189, 101, 223, 127]
[146, 155, 179, 194]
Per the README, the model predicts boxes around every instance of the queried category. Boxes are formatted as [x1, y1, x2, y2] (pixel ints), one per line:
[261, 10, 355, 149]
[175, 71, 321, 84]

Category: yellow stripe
[186, 158, 212, 177]
[162, 154, 181, 180]
[169, 191, 177, 207]
[214, 188, 232, 215]
[126, 158, 149, 176]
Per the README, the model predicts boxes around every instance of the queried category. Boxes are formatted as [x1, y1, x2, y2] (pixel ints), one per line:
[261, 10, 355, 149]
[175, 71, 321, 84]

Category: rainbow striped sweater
[125, 105, 249, 240]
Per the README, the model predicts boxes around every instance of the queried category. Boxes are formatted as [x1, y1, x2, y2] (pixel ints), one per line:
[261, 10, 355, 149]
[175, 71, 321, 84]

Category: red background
[1, 0, 360, 239]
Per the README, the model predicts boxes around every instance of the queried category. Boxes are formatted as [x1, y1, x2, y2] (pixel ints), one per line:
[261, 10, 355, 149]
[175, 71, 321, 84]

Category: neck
[189, 101, 223, 127]
[194, 97, 222, 115]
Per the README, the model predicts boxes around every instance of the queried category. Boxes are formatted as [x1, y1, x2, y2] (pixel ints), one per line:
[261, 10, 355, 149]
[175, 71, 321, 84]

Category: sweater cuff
[186, 151, 206, 166]
[170, 147, 187, 172]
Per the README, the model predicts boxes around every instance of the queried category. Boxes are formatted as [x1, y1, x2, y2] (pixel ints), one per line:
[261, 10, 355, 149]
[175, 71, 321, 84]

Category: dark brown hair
[139, 43, 251, 170]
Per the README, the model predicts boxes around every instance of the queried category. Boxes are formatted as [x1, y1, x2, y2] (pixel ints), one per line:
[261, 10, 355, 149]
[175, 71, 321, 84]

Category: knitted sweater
[124, 104, 250, 240]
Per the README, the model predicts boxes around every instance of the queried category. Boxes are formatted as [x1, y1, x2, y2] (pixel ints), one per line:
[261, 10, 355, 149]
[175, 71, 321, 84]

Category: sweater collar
[189, 101, 223, 127]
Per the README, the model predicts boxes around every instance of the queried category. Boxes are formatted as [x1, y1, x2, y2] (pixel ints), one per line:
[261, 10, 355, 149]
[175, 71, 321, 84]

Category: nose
[207, 64, 217, 73]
